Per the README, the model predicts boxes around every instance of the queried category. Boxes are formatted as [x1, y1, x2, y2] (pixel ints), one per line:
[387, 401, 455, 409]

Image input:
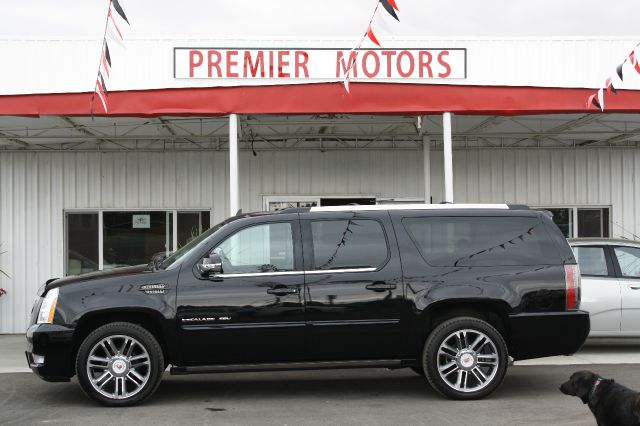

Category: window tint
[311, 219, 388, 270]
[573, 247, 609, 276]
[403, 216, 559, 267]
[614, 246, 640, 278]
[214, 223, 294, 273]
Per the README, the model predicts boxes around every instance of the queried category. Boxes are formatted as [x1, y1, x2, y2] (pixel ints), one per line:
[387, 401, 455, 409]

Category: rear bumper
[25, 323, 75, 382]
[507, 310, 590, 361]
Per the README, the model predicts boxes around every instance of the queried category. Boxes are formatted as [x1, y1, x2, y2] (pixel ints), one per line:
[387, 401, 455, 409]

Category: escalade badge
[140, 283, 167, 294]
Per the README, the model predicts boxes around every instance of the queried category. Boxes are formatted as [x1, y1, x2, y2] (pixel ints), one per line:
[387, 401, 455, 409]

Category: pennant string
[342, 1, 382, 93]
[90, 0, 130, 115]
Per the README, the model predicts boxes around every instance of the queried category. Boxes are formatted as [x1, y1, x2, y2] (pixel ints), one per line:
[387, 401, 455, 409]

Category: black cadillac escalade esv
[26, 204, 589, 406]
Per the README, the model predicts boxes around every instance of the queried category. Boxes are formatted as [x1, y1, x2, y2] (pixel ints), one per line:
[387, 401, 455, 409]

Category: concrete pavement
[1, 364, 638, 425]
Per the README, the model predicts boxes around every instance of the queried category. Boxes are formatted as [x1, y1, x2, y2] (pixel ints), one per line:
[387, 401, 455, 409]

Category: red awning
[0, 83, 636, 117]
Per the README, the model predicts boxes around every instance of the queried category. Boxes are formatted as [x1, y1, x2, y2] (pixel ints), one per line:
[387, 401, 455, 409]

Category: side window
[614, 246, 640, 278]
[573, 247, 609, 276]
[403, 216, 559, 267]
[214, 222, 294, 274]
[311, 219, 388, 270]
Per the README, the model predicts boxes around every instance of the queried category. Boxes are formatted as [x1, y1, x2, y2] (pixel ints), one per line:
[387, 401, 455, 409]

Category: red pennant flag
[366, 25, 381, 47]
[387, 0, 399, 11]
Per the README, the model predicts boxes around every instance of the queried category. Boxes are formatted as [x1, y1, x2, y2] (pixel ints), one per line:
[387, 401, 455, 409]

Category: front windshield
[159, 220, 227, 270]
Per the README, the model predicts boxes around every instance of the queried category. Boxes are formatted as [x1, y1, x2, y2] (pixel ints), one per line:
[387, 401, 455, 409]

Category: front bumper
[507, 310, 590, 361]
[26, 323, 75, 382]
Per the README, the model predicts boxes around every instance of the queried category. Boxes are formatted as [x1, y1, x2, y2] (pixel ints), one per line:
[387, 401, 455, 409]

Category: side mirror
[197, 253, 222, 277]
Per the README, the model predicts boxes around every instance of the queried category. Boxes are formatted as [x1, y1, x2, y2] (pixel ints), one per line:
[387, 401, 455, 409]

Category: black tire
[423, 317, 508, 400]
[75, 322, 165, 406]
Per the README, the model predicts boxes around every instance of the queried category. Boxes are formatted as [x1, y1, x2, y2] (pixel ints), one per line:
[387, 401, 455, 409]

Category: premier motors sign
[174, 48, 466, 80]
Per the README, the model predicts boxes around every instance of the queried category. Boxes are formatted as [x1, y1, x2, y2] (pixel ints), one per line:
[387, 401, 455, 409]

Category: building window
[535, 206, 610, 238]
[65, 210, 210, 275]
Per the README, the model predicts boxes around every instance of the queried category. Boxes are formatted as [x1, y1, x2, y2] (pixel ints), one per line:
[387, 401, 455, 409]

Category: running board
[170, 359, 416, 375]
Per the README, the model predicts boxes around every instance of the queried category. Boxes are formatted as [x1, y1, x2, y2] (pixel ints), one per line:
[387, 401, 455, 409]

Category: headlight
[37, 288, 59, 324]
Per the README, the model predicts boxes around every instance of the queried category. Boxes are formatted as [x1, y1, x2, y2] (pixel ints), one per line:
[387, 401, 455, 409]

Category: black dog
[560, 370, 640, 426]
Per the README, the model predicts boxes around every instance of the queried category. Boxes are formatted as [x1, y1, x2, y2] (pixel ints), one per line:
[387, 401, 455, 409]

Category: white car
[570, 238, 640, 337]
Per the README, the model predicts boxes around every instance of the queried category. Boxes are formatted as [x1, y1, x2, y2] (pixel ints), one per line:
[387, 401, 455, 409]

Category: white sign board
[132, 214, 151, 229]
[174, 48, 466, 81]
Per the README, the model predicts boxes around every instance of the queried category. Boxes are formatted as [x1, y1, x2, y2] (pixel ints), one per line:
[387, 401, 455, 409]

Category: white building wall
[0, 147, 639, 333]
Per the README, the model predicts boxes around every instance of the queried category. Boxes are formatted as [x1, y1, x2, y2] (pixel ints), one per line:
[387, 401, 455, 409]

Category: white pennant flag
[597, 88, 605, 111]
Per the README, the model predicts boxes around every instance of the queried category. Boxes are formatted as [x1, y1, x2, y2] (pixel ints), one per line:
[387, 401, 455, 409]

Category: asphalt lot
[1, 364, 637, 426]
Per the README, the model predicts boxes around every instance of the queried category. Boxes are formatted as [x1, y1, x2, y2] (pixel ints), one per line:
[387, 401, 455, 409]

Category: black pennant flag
[617, 63, 624, 81]
[98, 72, 109, 97]
[591, 96, 602, 110]
[379, 0, 399, 21]
[104, 42, 112, 67]
[111, 0, 130, 24]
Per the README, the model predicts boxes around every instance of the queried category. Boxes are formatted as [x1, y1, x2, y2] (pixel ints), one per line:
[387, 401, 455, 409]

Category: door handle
[630, 285, 640, 290]
[267, 287, 298, 296]
[365, 282, 397, 292]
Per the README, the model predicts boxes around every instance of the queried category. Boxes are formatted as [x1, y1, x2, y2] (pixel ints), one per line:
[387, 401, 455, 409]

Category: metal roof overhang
[2, 83, 640, 117]
[2, 109, 640, 152]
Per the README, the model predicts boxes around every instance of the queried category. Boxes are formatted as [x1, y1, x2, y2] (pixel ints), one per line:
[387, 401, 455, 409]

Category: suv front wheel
[423, 317, 508, 400]
[75, 322, 165, 406]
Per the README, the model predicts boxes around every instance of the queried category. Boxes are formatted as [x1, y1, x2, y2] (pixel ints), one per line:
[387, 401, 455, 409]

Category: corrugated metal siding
[1, 147, 639, 332]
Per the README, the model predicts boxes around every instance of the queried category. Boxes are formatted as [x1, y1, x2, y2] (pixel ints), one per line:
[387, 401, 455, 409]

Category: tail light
[565, 264, 581, 310]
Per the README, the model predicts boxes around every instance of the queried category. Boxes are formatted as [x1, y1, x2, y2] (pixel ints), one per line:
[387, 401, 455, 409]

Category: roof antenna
[235, 209, 243, 216]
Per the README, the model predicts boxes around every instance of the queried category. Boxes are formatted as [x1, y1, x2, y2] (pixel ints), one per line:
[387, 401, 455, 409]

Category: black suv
[26, 204, 589, 406]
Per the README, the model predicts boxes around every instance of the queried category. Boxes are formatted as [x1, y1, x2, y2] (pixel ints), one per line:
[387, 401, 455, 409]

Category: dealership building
[2, 35, 640, 333]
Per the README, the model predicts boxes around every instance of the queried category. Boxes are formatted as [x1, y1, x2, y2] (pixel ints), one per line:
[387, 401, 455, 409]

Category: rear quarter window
[402, 216, 561, 267]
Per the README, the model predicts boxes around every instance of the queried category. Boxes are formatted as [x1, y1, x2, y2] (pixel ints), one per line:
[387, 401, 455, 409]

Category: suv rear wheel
[75, 322, 164, 406]
[423, 317, 507, 400]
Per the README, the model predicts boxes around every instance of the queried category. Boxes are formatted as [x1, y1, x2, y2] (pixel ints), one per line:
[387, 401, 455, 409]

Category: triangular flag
[617, 63, 624, 81]
[95, 83, 108, 112]
[104, 42, 112, 67]
[366, 25, 381, 47]
[98, 71, 109, 97]
[596, 88, 605, 111]
[108, 8, 124, 40]
[107, 24, 126, 48]
[111, 0, 130, 24]
[101, 52, 110, 78]
[386, 0, 399, 11]
[343, 76, 351, 94]
[586, 94, 596, 109]
[379, 0, 400, 21]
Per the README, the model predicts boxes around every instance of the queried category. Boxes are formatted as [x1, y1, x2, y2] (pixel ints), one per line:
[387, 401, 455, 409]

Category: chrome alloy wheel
[436, 328, 500, 393]
[86, 335, 151, 400]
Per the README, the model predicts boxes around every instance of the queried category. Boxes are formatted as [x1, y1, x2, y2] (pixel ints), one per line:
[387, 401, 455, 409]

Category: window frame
[303, 217, 391, 272]
[63, 208, 212, 275]
[610, 245, 640, 280]
[571, 245, 616, 278]
[533, 205, 611, 238]
[210, 220, 299, 275]
[402, 214, 558, 268]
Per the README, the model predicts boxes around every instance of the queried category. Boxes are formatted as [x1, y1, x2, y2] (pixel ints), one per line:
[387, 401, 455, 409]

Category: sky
[2, 0, 640, 39]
